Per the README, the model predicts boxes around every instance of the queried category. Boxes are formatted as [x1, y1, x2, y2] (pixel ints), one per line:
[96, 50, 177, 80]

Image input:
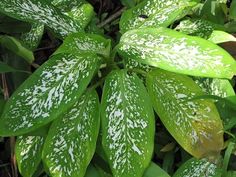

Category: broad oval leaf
[147, 69, 224, 158]
[118, 27, 236, 78]
[193, 77, 235, 98]
[208, 30, 236, 44]
[0, 0, 82, 38]
[173, 158, 221, 177]
[120, 0, 197, 33]
[15, 135, 45, 177]
[55, 32, 111, 58]
[101, 70, 155, 177]
[0, 52, 100, 136]
[42, 90, 100, 177]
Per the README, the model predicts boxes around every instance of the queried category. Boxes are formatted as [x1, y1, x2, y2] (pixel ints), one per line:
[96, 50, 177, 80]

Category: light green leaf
[0, 52, 100, 136]
[55, 32, 111, 58]
[118, 27, 236, 79]
[144, 162, 170, 177]
[20, 23, 44, 50]
[42, 90, 100, 177]
[15, 135, 45, 177]
[0, 35, 34, 63]
[119, 0, 197, 33]
[0, 0, 82, 38]
[147, 69, 224, 158]
[0, 61, 29, 74]
[208, 30, 236, 44]
[173, 158, 221, 177]
[101, 70, 155, 177]
[193, 77, 235, 98]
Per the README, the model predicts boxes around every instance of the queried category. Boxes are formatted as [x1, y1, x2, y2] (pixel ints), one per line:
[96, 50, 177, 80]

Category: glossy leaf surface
[0, 0, 82, 38]
[120, 0, 197, 33]
[43, 90, 100, 177]
[0, 52, 100, 136]
[118, 27, 236, 78]
[147, 69, 224, 158]
[208, 30, 236, 44]
[101, 70, 155, 177]
[15, 135, 45, 177]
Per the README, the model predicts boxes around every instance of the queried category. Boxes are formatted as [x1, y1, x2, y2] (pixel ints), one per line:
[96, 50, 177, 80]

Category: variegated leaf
[0, 0, 82, 38]
[51, 0, 85, 12]
[208, 30, 236, 44]
[0, 52, 100, 136]
[118, 27, 236, 79]
[55, 32, 111, 58]
[119, 0, 197, 33]
[101, 70, 155, 177]
[15, 135, 45, 177]
[193, 77, 235, 98]
[147, 69, 224, 158]
[173, 158, 221, 177]
[42, 90, 100, 177]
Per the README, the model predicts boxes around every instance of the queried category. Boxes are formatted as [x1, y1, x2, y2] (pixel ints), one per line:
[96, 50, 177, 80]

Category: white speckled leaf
[173, 158, 220, 177]
[147, 69, 224, 158]
[119, 0, 197, 33]
[193, 77, 235, 98]
[101, 70, 155, 177]
[15, 135, 45, 177]
[208, 30, 236, 44]
[55, 32, 111, 58]
[51, 0, 85, 12]
[118, 27, 236, 79]
[42, 90, 100, 177]
[0, 0, 82, 38]
[0, 52, 100, 136]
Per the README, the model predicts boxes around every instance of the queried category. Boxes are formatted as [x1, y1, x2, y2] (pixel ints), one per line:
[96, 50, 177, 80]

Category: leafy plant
[0, 0, 236, 177]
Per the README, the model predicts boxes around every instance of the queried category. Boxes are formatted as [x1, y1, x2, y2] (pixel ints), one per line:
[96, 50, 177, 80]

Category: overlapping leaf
[0, 52, 100, 136]
[208, 30, 236, 44]
[0, 0, 82, 38]
[144, 162, 170, 177]
[120, 0, 197, 33]
[15, 135, 45, 177]
[147, 69, 224, 158]
[118, 27, 236, 78]
[101, 70, 155, 177]
[43, 90, 100, 177]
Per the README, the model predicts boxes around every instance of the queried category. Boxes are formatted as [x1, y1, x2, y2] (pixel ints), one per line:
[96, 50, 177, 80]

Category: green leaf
[0, 35, 34, 63]
[120, 0, 197, 33]
[173, 158, 221, 177]
[0, 52, 100, 136]
[118, 27, 236, 79]
[193, 77, 235, 98]
[55, 32, 111, 58]
[20, 23, 44, 50]
[0, 0, 82, 39]
[0, 61, 29, 74]
[15, 135, 45, 177]
[229, 0, 236, 20]
[51, 0, 85, 12]
[208, 30, 236, 44]
[85, 164, 101, 177]
[0, 99, 5, 117]
[101, 70, 155, 177]
[147, 69, 224, 158]
[143, 162, 170, 177]
[42, 90, 100, 177]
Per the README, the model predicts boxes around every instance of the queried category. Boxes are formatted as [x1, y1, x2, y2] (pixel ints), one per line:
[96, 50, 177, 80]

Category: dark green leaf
[229, 0, 236, 20]
[143, 162, 170, 177]
[51, 0, 85, 12]
[147, 69, 224, 158]
[42, 90, 100, 177]
[118, 27, 236, 78]
[0, 61, 29, 74]
[85, 164, 101, 177]
[101, 70, 155, 177]
[0, 52, 100, 136]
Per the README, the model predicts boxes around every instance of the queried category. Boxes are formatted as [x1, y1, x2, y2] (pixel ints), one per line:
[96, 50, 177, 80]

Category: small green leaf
[55, 32, 111, 58]
[173, 158, 221, 177]
[42, 90, 100, 177]
[147, 69, 224, 158]
[15, 135, 45, 177]
[120, 0, 197, 33]
[143, 162, 170, 177]
[0, 61, 29, 74]
[193, 77, 235, 98]
[118, 27, 236, 78]
[0, 35, 34, 63]
[0, 0, 82, 38]
[0, 52, 100, 136]
[101, 70, 155, 177]
[208, 30, 236, 44]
